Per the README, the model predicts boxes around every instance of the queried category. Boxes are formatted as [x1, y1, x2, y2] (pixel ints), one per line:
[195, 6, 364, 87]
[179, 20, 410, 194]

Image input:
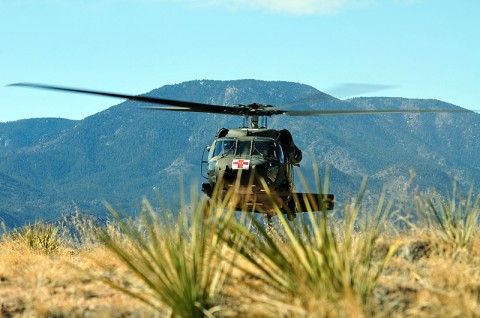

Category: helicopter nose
[253, 161, 278, 183]
[215, 162, 255, 186]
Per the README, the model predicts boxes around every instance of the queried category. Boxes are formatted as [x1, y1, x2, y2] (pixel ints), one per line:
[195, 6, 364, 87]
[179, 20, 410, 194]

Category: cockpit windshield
[252, 139, 276, 159]
[211, 138, 236, 158]
[210, 138, 277, 159]
[236, 140, 252, 157]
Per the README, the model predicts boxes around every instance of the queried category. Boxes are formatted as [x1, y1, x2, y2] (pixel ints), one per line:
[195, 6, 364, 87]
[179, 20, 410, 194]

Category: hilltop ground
[1, 208, 479, 317]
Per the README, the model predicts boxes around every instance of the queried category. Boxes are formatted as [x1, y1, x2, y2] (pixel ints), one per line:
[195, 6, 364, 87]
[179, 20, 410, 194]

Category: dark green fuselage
[202, 128, 294, 216]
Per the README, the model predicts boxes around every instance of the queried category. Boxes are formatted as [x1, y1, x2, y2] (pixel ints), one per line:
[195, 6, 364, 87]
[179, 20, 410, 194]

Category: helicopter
[8, 82, 472, 220]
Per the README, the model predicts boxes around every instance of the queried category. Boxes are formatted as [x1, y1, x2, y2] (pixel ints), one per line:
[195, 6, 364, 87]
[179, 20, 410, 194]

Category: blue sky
[1, 0, 478, 122]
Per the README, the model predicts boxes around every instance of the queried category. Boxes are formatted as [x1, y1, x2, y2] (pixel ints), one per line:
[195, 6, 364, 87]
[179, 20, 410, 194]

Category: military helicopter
[9, 82, 471, 220]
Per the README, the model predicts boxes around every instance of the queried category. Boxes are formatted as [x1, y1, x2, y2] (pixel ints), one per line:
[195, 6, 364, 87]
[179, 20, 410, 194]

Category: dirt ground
[1, 230, 480, 317]
[0, 242, 159, 317]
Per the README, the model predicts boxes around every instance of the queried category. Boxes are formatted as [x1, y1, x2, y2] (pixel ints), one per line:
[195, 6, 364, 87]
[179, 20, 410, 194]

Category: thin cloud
[34, 0, 382, 15]
[158, 0, 375, 15]
[5, 0, 381, 15]
[238, 0, 348, 15]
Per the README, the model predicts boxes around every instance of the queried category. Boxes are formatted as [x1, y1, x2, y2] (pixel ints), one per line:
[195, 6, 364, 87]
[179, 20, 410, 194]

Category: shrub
[415, 184, 480, 249]
[99, 168, 400, 316]
[98, 190, 237, 318]
[8, 222, 64, 254]
[220, 170, 399, 313]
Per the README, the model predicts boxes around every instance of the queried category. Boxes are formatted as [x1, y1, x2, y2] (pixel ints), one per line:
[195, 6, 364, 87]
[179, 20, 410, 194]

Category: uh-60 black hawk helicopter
[9, 82, 471, 221]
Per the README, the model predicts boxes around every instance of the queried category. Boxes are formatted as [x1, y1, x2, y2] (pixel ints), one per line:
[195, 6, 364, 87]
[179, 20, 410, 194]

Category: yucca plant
[221, 166, 399, 310]
[416, 184, 480, 249]
[98, 185, 238, 318]
[9, 222, 64, 254]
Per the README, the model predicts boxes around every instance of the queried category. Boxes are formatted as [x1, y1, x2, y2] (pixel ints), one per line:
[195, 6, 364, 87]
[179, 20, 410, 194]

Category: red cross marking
[233, 159, 250, 170]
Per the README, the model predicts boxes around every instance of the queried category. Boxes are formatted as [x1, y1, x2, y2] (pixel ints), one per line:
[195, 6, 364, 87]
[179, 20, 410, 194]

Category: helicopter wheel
[201, 198, 212, 217]
[286, 198, 296, 221]
[264, 214, 273, 234]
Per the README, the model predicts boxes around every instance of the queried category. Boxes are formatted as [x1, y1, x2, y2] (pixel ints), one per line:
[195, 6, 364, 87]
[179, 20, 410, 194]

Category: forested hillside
[1, 80, 478, 227]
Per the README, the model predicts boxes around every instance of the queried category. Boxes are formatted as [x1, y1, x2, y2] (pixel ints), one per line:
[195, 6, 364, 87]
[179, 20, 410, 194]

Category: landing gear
[264, 213, 273, 234]
[285, 197, 297, 221]
[201, 183, 214, 217]
[201, 198, 212, 217]
[202, 183, 213, 197]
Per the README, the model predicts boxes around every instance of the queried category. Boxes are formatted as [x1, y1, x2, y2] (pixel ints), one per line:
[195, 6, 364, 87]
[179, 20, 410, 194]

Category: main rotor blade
[9, 82, 475, 118]
[276, 92, 337, 109]
[276, 83, 398, 110]
[138, 105, 240, 115]
[325, 83, 399, 99]
[8, 83, 239, 115]
[284, 108, 473, 116]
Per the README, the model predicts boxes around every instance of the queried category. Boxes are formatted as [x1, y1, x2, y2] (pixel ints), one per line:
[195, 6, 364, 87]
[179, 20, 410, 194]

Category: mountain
[1, 79, 479, 227]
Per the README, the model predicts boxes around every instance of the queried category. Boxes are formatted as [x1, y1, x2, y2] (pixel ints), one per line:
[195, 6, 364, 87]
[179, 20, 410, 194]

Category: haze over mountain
[1, 80, 479, 227]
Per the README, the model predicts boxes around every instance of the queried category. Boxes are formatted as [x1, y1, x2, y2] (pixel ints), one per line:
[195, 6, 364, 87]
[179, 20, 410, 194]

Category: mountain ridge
[1, 79, 478, 227]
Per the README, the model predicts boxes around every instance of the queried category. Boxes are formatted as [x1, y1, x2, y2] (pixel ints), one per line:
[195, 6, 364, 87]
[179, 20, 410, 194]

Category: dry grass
[1, 226, 479, 317]
[375, 228, 480, 318]
[1, 180, 480, 317]
[0, 240, 159, 317]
